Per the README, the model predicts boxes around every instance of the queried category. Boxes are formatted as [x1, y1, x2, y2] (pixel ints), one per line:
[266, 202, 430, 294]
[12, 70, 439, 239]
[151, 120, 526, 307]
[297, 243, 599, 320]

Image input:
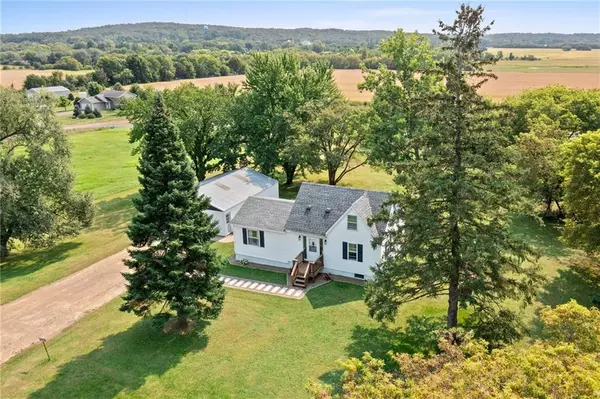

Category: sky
[1, 1, 599, 34]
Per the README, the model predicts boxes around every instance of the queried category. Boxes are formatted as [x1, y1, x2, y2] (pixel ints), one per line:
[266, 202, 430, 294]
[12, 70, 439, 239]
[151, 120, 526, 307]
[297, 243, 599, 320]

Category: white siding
[322, 208, 381, 279]
[206, 209, 226, 236]
[255, 182, 279, 200]
[232, 225, 301, 269]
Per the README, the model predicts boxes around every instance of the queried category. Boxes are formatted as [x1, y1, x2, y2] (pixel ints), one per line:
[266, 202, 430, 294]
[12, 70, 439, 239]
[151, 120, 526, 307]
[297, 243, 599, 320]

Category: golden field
[130, 69, 598, 102]
[0, 69, 92, 89]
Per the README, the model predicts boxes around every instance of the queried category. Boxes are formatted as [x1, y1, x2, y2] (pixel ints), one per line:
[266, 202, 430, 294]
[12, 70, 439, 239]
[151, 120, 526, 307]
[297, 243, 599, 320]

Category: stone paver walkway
[219, 276, 305, 299]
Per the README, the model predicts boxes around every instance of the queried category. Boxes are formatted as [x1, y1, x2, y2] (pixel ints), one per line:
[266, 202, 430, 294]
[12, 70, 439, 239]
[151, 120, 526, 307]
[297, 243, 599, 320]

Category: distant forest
[3, 22, 599, 50]
[2, 23, 598, 91]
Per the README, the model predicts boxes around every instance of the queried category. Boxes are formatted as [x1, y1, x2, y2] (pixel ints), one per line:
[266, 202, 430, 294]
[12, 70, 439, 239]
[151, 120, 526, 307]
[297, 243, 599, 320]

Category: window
[354, 273, 365, 280]
[308, 239, 317, 253]
[343, 241, 363, 262]
[347, 215, 358, 230]
[225, 213, 231, 223]
[247, 229, 260, 246]
[348, 243, 358, 260]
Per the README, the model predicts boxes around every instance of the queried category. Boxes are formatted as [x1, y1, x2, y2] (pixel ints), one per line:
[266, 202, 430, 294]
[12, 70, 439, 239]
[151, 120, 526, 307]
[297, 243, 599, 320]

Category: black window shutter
[259, 231, 265, 247]
[358, 244, 363, 262]
[242, 228, 247, 245]
[342, 242, 348, 260]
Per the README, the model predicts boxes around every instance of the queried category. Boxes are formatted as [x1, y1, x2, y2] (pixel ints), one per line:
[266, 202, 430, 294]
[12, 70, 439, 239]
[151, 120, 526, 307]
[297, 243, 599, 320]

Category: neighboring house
[231, 182, 389, 285]
[26, 86, 70, 98]
[198, 167, 279, 236]
[78, 90, 136, 112]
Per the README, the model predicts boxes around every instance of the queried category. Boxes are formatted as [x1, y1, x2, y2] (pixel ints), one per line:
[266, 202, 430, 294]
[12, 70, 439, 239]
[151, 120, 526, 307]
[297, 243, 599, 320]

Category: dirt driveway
[63, 121, 132, 132]
[0, 249, 129, 364]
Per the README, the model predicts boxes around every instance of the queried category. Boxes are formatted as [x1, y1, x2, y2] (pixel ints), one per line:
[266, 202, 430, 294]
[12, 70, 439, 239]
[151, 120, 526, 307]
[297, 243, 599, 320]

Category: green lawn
[213, 242, 288, 285]
[0, 282, 446, 399]
[56, 109, 127, 126]
[0, 128, 139, 304]
[1, 124, 598, 397]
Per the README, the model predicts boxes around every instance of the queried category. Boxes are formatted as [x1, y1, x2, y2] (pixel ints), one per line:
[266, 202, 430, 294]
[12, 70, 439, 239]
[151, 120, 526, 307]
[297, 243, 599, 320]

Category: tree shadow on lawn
[30, 319, 209, 399]
[93, 193, 138, 234]
[0, 242, 82, 283]
[538, 263, 600, 308]
[509, 214, 569, 258]
[305, 281, 364, 309]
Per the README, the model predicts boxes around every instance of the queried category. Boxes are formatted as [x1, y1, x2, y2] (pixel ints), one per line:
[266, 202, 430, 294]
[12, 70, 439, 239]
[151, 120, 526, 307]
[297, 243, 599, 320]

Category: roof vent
[306, 205, 312, 211]
[325, 208, 331, 213]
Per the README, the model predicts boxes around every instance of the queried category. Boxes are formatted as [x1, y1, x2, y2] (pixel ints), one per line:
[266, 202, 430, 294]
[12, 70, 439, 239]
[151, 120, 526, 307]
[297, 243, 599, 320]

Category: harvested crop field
[0, 69, 92, 89]
[133, 69, 599, 102]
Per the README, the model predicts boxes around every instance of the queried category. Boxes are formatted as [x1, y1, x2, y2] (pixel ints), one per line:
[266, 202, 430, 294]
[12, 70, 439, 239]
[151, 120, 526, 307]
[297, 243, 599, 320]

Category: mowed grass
[2, 125, 598, 397]
[0, 283, 446, 399]
[0, 128, 139, 304]
[56, 109, 127, 126]
[213, 242, 288, 285]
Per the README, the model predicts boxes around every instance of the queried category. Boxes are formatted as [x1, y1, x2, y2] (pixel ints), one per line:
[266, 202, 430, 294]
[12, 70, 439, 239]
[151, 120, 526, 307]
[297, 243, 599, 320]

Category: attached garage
[197, 168, 279, 236]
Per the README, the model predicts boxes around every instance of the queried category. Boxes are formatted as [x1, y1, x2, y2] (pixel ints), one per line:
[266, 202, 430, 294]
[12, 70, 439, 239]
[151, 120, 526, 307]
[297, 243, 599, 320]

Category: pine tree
[121, 94, 225, 332]
[365, 5, 544, 334]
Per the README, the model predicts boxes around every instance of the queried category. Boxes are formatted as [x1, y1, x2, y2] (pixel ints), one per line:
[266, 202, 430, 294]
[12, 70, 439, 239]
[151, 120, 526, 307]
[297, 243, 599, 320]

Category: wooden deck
[290, 251, 324, 288]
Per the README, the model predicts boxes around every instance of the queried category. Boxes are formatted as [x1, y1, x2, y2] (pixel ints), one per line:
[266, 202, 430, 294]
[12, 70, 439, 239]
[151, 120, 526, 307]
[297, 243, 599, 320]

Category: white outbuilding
[197, 167, 279, 236]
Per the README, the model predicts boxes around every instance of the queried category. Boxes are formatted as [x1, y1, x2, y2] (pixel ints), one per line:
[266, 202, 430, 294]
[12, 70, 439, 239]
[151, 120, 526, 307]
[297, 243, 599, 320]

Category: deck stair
[290, 251, 323, 288]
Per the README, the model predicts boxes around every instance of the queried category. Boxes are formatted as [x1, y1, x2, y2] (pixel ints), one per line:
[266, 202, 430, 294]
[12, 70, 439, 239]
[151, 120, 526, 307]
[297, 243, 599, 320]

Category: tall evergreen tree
[365, 5, 543, 332]
[121, 94, 225, 332]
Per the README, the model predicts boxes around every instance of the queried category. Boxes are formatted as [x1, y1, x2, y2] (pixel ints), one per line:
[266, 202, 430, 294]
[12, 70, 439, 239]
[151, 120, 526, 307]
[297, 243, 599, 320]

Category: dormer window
[347, 215, 357, 230]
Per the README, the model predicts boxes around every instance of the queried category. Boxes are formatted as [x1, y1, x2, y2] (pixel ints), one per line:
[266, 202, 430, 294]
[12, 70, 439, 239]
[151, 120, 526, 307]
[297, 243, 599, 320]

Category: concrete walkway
[219, 276, 305, 298]
[0, 250, 303, 364]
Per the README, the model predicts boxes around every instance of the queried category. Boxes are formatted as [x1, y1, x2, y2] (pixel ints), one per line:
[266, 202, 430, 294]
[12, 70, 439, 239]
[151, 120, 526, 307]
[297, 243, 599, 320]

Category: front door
[305, 236, 320, 261]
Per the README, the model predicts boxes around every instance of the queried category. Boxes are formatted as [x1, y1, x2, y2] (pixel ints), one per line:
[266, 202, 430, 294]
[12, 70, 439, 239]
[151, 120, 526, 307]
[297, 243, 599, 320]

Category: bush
[93, 109, 102, 118]
[87, 113, 96, 119]
[83, 105, 93, 115]
[77, 113, 86, 119]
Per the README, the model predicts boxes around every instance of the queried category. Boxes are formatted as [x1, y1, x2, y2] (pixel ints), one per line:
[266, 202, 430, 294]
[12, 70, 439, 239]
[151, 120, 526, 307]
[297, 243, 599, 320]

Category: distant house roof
[100, 90, 130, 99]
[197, 167, 278, 212]
[284, 183, 389, 236]
[80, 94, 109, 104]
[231, 197, 294, 232]
[27, 86, 70, 94]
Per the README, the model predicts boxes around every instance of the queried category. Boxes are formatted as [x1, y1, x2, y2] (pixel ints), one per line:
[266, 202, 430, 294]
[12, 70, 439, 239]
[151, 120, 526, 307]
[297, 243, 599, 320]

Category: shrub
[93, 109, 102, 118]
[77, 113, 86, 119]
[87, 113, 96, 119]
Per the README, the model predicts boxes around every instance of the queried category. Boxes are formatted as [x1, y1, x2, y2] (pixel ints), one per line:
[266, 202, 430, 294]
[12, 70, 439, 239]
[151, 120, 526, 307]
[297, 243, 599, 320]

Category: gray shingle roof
[101, 90, 128, 99]
[284, 183, 389, 236]
[198, 167, 277, 211]
[231, 197, 295, 232]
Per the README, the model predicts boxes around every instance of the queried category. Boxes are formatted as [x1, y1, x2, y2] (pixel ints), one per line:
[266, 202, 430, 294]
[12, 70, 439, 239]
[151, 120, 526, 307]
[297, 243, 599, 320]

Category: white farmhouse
[198, 168, 279, 236]
[231, 182, 389, 286]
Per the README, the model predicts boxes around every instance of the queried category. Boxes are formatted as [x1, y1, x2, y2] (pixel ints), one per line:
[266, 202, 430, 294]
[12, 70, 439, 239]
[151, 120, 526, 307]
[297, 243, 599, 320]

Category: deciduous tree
[305, 102, 371, 185]
[120, 94, 225, 331]
[0, 89, 94, 257]
[238, 52, 341, 184]
[560, 130, 600, 253]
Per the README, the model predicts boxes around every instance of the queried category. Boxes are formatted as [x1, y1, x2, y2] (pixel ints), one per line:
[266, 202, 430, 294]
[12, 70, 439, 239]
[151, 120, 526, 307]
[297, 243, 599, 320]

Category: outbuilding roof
[27, 86, 70, 93]
[197, 167, 277, 211]
[284, 183, 389, 236]
[231, 197, 294, 232]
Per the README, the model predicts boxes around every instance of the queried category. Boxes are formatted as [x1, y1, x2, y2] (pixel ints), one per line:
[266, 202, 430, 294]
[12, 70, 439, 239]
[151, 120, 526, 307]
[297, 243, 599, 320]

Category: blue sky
[2, 1, 599, 34]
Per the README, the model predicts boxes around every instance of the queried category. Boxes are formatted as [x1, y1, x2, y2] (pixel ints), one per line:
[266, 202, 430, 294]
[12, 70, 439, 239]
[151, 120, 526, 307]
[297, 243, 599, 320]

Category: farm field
[489, 48, 600, 73]
[130, 68, 599, 102]
[0, 69, 92, 89]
